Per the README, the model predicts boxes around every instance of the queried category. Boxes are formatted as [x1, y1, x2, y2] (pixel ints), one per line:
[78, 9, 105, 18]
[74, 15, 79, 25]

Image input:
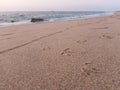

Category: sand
[0, 12, 120, 90]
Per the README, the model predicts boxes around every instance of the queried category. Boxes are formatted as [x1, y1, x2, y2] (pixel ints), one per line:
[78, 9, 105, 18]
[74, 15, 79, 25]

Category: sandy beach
[0, 12, 120, 90]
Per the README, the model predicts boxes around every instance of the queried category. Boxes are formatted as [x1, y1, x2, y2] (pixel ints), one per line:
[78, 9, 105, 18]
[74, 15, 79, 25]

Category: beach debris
[31, 18, 44, 22]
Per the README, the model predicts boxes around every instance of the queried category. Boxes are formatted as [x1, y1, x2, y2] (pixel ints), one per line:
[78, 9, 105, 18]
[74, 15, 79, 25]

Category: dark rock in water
[11, 20, 15, 23]
[31, 18, 44, 22]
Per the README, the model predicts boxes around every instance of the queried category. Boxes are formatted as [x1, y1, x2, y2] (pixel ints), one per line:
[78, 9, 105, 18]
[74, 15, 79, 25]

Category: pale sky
[0, 0, 120, 11]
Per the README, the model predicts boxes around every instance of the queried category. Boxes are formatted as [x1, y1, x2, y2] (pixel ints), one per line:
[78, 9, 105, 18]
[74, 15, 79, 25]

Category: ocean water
[0, 11, 113, 26]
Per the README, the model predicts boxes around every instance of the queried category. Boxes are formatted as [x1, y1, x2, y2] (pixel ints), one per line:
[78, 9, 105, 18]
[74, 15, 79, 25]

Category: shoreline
[0, 11, 120, 90]
[0, 11, 113, 27]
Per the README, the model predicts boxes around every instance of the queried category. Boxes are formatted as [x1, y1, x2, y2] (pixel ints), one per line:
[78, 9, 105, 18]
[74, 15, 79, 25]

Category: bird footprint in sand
[61, 48, 73, 56]
[81, 63, 99, 76]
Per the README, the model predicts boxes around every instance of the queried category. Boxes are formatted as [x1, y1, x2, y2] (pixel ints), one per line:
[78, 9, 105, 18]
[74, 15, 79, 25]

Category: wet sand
[0, 12, 120, 90]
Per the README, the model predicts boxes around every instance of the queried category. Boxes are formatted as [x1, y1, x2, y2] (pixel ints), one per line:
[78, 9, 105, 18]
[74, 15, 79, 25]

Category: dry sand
[0, 12, 120, 90]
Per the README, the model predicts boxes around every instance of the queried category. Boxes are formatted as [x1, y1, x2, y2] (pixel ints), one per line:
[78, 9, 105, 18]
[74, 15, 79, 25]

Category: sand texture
[0, 12, 120, 90]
